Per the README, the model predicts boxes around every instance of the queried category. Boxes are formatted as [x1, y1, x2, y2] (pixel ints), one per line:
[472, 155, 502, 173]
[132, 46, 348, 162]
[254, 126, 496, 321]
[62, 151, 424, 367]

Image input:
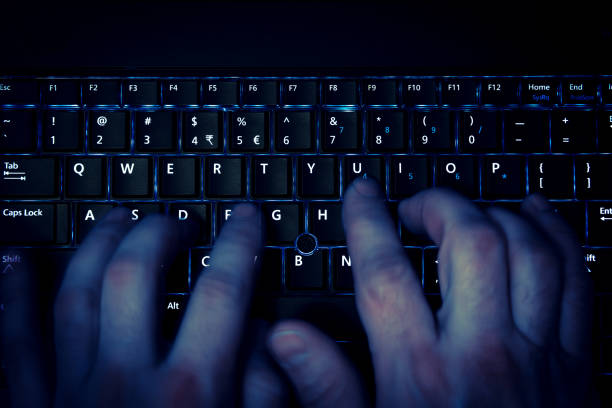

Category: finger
[54, 208, 132, 391]
[486, 206, 563, 346]
[170, 204, 262, 385]
[521, 195, 593, 356]
[97, 215, 189, 367]
[398, 188, 512, 337]
[0, 250, 50, 407]
[268, 320, 367, 408]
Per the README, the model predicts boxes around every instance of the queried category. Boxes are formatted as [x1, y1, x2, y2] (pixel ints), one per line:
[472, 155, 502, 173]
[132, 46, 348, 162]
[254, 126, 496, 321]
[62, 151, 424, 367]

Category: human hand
[267, 179, 596, 407]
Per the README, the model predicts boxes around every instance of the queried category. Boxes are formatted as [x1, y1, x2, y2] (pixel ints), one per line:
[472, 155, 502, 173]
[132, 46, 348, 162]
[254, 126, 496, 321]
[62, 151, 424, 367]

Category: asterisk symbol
[376, 116, 381, 122]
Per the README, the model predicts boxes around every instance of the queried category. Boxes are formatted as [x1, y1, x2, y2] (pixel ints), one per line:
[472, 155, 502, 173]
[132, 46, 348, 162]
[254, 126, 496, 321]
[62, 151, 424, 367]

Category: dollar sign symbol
[191, 116, 198, 127]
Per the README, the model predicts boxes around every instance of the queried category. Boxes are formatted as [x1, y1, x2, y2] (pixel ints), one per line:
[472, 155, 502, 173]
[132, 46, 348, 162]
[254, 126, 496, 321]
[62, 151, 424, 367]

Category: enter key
[588, 202, 612, 246]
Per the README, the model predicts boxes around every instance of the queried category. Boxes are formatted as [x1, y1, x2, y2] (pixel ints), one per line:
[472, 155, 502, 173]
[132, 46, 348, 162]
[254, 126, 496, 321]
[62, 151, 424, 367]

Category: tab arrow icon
[601, 216, 612, 221]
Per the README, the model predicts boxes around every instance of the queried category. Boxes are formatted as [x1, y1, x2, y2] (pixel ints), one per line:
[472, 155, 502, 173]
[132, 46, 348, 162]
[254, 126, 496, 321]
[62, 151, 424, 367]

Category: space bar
[0, 203, 69, 244]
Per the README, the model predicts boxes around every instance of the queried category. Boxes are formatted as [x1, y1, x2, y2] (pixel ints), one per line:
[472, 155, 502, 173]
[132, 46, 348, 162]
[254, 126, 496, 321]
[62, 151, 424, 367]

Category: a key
[285, 249, 328, 290]
[404, 79, 437, 105]
[65, 157, 107, 198]
[282, 80, 318, 105]
[435, 156, 478, 198]
[363, 80, 399, 105]
[158, 157, 201, 198]
[202, 80, 239, 105]
[522, 79, 559, 105]
[120, 202, 164, 222]
[390, 156, 432, 199]
[0, 79, 38, 105]
[367, 110, 406, 151]
[481, 78, 519, 105]
[551, 111, 596, 152]
[298, 156, 339, 198]
[413, 111, 453, 152]
[262, 203, 304, 245]
[182, 111, 221, 152]
[163, 80, 199, 106]
[43, 111, 82, 151]
[308, 202, 344, 245]
[83, 80, 121, 105]
[562, 79, 596, 105]
[88, 111, 129, 151]
[585, 249, 612, 292]
[169, 203, 211, 245]
[123, 80, 159, 106]
[332, 247, 353, 291]
[343, 156, 384, 191]
[275, 111, 314, 151]
[0, 157, 58, 198]
[576, 156, 612, 199]
[424, 248, 440, 293]
[322, 111, 360, 152]
[0, 110, 36, 152]
[230, 111, 269, 152]
[242, 80, 278, 105]
[482, 156, 526, 199]
[504, 111, 549, 152]
[251, 156, 292, 198]
[204, 157, 246, 198]
[254, 248, 283, 293]
[0, 203, 69, 244]
[528, 156, 573, 199]
[161, 294, 189, 342]
[441, 78, 478, 105]
[135, 111, 177, 151]
[76, 203, 116, 242]
[323, 80, 358, 105]
[111, 157, 152, 198]
[588, 202, 612, 246]
[42, 79, 81, 105]
[459, 111, 500, 152]
[599, 111, 612, 152]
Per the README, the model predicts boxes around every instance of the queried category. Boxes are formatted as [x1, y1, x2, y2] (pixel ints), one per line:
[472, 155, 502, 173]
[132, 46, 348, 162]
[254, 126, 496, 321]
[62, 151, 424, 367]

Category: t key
[413, 111, 453, 152]
[251, 156, 292, 198]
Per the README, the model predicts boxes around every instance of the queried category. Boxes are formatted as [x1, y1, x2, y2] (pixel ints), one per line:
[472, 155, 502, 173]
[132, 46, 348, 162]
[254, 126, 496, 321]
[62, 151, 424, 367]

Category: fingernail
[232, 203, 256, 217]
[527, 194, 552, 212]
[269, 330, 309, 367]
[353, 177, 380, 197]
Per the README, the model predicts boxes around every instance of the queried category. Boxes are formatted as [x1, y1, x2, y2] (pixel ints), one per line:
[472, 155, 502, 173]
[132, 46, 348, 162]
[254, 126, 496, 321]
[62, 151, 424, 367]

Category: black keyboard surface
[2, 74, 612, 391]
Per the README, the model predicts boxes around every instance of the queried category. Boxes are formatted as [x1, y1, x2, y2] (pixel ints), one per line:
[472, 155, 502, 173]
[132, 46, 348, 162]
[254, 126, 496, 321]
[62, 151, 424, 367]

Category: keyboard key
[435, 156, 478, 198]
[43, 111, 82, 152]
[441, 78, 478, 105]
[0, 79, 38, 105]
[332, 247, 353, 291]
[298, 156, 339, 198]
[588, 202, 612, 246]
[576, 156, 612, 199]
[262, 203, 304, 245]
[203, 80, 239, 105]
[182, 111, 222, 152]
[367, 110, 406, 151]
[275, 111, 314, 151]
[254, 248, 283, 292]
[343, 156, 384, 191]
[162, 294, 189, 342]
[413, 111, 453, 152]
[562, 79, 596, 104]
[481, 78, 519, 105]
[135, 111, 177, 152]
[88, 111, 129, 151]
[169, 203, 211, 245]
[282, 80, 318, 105]
[504, 111, 549, 152]
[405, 247, 424, 283]
[286, 249, 328, 289]
[404, 79, 436, 105]
[585, 248, 612, 292]
[120, 202, 164, 222]
[603, 80, 612, 105]
[522, 78, 559, 105]
[83, 80, 121, 105]
[0, 157, 58, 198]
[251, 156, 292, 198]
[322, 111, 360, 152]
[42, 79, 80, 105]
[158, 157, 201, 198]
[111, 157, 153, 198]
[323, 80, 357, 105]
[163, 80, 199, 106]
[553, 201, 585, 244]
[424, 248, 440, 293]
[215, 202, 240, 235]
[242, 80, 278, 105]
[76, 203, 116, 242]
[190, 248, 212, 288]
[229, 111, 269, 152]
[309, 202, 344, 245]
[165, 251, 189, 293]
[551, 110, 595, 152]
[0, 203, 68, 244]
[0, 110, 36, 152]
[599, 111, 612, 152]
[459, 111, 500, 152]
[528, 156, 573, 199]
[363, 79, 398, 105]
[390, 156, 432, 199]
[204, 157, 245, 198]
[482, 156, 526, 199]
[123, 80, 159, 105]
[65, 157, 107, 198]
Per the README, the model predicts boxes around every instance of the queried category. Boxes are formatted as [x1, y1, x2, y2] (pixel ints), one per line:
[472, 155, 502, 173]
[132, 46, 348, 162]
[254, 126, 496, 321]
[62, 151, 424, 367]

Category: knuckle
[196, 272, 244, 305]
[105, 255, 145, 287]
[448, 221, 505, 255]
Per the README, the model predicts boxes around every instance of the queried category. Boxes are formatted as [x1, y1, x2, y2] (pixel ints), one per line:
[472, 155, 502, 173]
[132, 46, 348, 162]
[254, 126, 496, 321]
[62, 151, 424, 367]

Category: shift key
[0, 157, 59, 197]
[0, 203, 69, 244]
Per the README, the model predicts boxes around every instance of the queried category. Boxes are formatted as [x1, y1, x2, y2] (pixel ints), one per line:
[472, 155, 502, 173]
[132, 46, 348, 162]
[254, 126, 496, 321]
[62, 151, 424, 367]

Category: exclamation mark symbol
[51, 116, 56, 126]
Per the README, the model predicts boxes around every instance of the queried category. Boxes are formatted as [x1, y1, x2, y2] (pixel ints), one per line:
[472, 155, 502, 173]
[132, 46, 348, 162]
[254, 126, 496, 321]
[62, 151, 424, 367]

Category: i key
[135, 111, 177, 151]
[390, 156, 432, 199]
[413, 111, 453, 152]
[43, 111, 82, 151]
[367, 111, 405, 151]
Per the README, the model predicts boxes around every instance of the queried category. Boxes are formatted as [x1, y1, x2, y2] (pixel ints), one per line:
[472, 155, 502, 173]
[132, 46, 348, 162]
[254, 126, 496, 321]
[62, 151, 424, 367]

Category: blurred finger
[268, 320, 366, 408]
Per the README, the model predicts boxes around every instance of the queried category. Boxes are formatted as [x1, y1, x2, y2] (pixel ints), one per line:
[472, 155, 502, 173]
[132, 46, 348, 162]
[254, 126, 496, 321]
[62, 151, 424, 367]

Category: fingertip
[268, 328, 309, 368]
[522, 194, 553, 214]
[233, 202, 258, 218]
[104, 206, 132, 223]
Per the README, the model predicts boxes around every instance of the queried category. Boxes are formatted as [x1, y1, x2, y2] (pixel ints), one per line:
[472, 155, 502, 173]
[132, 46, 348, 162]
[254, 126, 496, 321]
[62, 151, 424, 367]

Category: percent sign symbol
[237, 117, 247, 126]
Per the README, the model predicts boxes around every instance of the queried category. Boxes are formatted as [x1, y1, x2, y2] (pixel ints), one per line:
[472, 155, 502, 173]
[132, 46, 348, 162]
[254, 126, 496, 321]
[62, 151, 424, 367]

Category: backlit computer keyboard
[1, 75, 612, 385]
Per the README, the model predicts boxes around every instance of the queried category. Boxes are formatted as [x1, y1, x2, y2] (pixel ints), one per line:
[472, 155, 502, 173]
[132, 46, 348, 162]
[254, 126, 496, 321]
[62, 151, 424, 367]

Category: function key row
[1, 77, 612, 106]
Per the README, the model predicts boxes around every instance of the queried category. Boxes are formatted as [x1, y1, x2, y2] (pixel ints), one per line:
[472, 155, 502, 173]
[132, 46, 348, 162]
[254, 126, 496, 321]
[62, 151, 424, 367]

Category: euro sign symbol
[191, 116, 198, 127]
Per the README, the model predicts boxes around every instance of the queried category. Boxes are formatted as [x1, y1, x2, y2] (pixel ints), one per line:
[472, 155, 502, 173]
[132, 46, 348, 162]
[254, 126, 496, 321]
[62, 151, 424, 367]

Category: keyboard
[1, 74, 612, 389]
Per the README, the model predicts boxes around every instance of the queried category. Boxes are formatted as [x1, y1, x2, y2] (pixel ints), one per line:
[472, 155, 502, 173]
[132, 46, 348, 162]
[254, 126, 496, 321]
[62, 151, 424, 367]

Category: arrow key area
[588, 202, 612, 246]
